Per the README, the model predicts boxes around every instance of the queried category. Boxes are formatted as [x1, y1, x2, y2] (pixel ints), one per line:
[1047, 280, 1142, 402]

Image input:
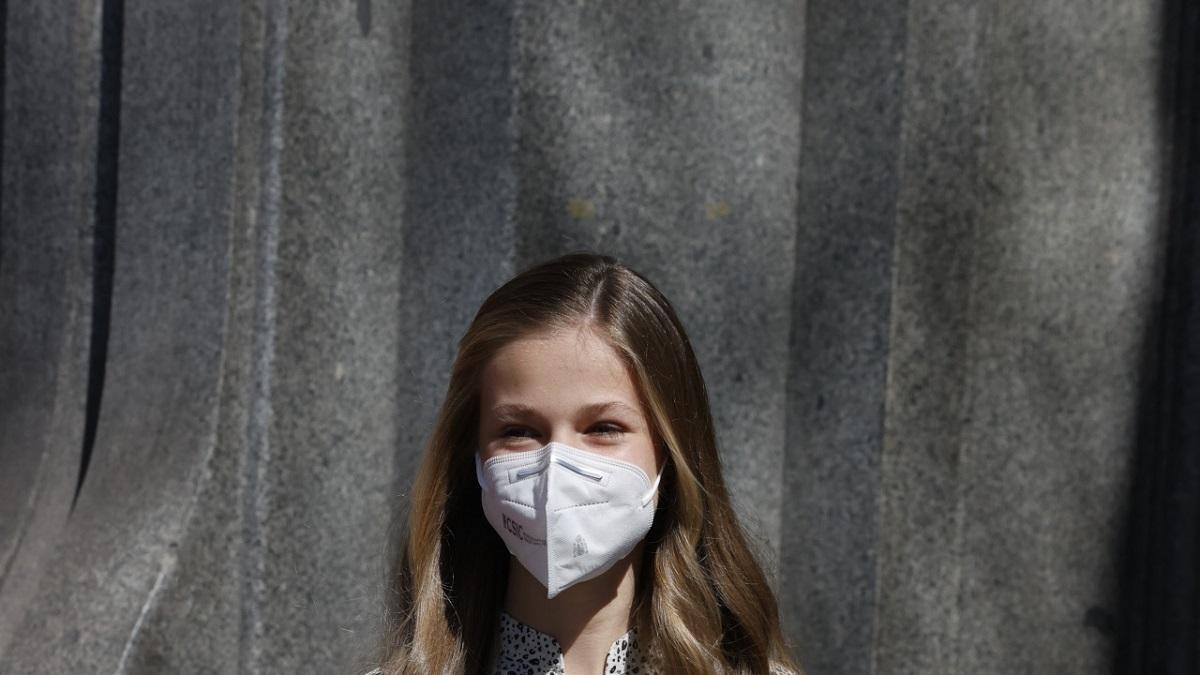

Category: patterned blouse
[361, 609, 795, 674]
[492, 610, 648, 673]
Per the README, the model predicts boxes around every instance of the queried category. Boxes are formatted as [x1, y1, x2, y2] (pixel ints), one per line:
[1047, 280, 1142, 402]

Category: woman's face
[477, 324, 664, 481]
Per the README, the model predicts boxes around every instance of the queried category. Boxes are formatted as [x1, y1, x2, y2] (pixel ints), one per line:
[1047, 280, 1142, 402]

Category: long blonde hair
[379, 251, 801, 674]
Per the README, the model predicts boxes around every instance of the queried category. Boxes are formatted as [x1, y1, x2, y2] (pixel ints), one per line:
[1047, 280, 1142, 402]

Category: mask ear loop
[474, 453, 490, 492]
[640, 465, 665, 507]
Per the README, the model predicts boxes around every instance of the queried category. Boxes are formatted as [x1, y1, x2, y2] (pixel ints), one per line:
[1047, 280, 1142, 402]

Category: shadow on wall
[1117, 0, 1200, 672]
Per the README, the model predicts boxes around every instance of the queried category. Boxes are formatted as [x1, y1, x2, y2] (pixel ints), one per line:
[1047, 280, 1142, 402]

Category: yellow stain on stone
[567, 198, 596, 219]
[705, 201, 731, 220]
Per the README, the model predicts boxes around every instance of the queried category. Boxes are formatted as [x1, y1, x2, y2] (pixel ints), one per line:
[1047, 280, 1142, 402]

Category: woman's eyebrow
[489, 401, 642, 420]
[580, 401, 642, 418]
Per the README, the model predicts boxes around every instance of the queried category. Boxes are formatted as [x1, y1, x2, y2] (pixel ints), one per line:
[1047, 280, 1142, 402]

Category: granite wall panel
[876, 0, 1165, 672]
[0, 0, 101, 660]
[0, 1, 1171, 673]
[780, 0, 908, 671]
[509, 0, 804, 570]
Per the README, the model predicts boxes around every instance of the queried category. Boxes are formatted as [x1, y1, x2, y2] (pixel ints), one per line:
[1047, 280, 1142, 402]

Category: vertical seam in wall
[239, 0, 287, 670]
[871, 1, 989, 672]
[948, 2, 995, 672]
[507, 1, 525, 271]
[75, 0, 123, 514]
[0, 0, 7, 262]
[869, 1, 915, 672]
[779, 0, 809, 597]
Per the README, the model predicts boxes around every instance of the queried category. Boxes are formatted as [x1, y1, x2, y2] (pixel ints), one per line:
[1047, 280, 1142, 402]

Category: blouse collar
[495, 610, 647, 673]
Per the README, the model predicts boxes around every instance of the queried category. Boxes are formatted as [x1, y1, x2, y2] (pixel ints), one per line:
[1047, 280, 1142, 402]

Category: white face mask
[476, 441, 664, 599]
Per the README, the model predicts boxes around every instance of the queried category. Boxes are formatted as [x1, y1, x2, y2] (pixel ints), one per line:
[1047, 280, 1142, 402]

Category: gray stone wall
[0, 1, 1167, 673]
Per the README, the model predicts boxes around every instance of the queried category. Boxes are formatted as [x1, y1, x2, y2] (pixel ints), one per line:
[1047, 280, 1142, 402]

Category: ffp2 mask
[476, 441, 663, 598]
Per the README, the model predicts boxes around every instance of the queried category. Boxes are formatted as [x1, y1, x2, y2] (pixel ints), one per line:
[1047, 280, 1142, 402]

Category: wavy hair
[378, 251, 802, 674]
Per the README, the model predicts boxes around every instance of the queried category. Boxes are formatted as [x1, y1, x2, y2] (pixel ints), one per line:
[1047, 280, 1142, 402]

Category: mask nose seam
[545, 444, 558, 599]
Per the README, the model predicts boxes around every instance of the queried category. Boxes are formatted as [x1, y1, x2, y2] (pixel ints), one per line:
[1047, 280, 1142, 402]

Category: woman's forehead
[479, 329, 643, 413]
[483, 329, 627, 384]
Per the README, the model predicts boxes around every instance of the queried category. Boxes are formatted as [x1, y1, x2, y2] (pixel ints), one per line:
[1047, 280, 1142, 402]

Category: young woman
[370, 252, 802, 674]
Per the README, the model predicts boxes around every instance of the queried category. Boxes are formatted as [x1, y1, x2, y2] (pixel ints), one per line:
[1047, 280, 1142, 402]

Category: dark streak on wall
[76, 0, 123, 512]
[1119, 0, 1200, 671]
[0, 0, 7, 263]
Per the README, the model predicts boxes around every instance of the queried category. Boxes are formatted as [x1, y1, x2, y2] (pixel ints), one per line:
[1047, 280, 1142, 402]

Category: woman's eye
[500, 424, 624, 439]
[591, 423, 624, 438]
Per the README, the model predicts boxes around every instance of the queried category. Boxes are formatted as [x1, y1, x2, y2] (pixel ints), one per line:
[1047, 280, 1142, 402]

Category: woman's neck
[504, 543, 643, 674]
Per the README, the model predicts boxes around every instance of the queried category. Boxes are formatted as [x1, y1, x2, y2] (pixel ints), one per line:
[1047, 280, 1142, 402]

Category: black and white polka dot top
[356, 611, 647, 675]
[360, 610, 796, 674]
[492, 609, 651, 674]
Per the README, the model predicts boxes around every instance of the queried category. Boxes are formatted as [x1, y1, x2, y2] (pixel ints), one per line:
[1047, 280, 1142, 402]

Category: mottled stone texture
[510, 0, 804, 572]
[779, 0, 907, 672]
[0, 0, 101, 661]
[874, 1, 1164, 673]
[0, 1, 1166, 674]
